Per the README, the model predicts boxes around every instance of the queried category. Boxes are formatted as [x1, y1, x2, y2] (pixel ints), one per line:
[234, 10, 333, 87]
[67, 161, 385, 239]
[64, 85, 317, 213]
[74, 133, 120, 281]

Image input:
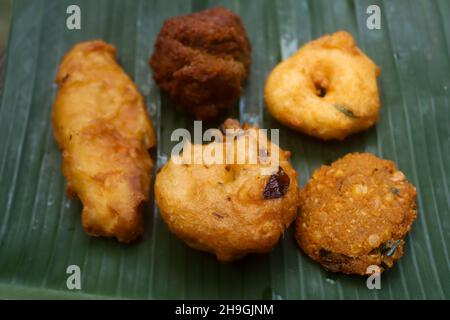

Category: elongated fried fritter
[52, 40, 156, 243]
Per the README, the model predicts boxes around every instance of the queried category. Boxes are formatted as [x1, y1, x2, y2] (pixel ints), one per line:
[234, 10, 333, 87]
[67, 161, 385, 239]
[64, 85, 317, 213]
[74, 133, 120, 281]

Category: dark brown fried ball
[150, 7, 251, 119]
[296, 153, 417, 275]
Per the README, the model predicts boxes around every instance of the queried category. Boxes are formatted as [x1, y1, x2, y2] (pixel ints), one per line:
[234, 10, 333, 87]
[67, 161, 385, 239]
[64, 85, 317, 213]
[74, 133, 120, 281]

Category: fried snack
[154, 119, 299, 262]
[296, 153, 417, 275]
[150, 7, 251, 120]
[264, 31, 380, 140]
[52, 40, 156, 243]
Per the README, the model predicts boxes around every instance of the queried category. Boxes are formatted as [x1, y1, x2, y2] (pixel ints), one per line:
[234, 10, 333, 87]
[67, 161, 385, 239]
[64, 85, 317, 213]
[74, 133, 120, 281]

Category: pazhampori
[52, 40, 156, 243]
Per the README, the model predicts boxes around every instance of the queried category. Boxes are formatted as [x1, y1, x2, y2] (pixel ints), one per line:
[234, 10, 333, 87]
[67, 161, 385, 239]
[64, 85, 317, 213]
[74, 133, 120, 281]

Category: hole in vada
[311, 72, 329, 98]
[314, 82, 327, 97]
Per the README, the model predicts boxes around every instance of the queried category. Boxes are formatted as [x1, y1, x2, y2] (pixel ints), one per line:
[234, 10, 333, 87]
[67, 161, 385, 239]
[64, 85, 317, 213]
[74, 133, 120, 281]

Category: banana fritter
[52, 40, 156, 243]
[154, 119, 299, 262]
[150, 7, 251, 120]
[296, 153, 417, 275]
[265, 31, 380, 140]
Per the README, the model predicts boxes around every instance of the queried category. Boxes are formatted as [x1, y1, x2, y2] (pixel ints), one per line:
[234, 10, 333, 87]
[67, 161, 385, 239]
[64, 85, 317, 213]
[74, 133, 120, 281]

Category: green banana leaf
[0, 0, 449, 299]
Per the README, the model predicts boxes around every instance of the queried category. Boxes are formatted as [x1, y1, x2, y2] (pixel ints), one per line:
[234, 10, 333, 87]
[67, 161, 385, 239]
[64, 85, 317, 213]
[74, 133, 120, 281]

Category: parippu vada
[52, 40, 156, 243]
[296, 153, 417, 275]
[264, 31, 380, 140]
[150, 7, 251, 120]
[154, 119, 299, 262]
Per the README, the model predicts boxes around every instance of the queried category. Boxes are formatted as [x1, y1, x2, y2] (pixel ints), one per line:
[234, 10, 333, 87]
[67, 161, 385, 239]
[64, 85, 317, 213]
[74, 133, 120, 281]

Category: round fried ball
[264, 31, 380, 140]
[155, 119, 299, 262]
[150, 7, 251, 120]
[296, 153, 417, 275]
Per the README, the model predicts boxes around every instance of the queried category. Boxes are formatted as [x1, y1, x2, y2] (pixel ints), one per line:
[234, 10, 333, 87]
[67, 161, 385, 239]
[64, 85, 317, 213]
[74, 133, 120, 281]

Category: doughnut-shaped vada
[296, 153, 417, 275]
[155, 119, 299, 262]
[264, 31, 381, 140]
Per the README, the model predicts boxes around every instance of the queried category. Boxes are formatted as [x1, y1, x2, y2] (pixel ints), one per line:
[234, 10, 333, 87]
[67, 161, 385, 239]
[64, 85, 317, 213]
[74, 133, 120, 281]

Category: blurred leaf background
[0, 0, 12, 51]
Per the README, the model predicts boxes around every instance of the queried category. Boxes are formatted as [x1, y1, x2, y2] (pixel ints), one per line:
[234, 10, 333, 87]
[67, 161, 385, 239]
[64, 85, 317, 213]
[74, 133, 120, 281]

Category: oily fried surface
[52, 40, 156, 243]
[296, 153, 417, 275]
[154, 119, 299, 262]
[150, 6, 251, 120]
[265, 31, 380, 140]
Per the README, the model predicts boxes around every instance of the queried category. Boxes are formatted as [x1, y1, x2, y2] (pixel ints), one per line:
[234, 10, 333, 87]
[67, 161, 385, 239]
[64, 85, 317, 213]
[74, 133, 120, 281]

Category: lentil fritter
[296, 153, 417, 275]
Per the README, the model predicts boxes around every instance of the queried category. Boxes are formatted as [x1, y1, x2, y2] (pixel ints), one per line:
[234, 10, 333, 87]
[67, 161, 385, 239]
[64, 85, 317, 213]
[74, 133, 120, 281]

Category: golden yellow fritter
[296, 153, 417, 275]
[52, 40, 156, 243]
[265, 31, 380, 140]
[154, 119, 299, 262]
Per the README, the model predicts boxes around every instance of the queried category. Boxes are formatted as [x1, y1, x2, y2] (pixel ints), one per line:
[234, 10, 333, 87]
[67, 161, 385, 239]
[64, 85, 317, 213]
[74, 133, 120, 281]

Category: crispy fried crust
[150, 7, 251, 119]
[52, 40, 156, 243]
[265, 31, 380, 140]
[154, 119, 299, 262]
[296, 153, 417, 275]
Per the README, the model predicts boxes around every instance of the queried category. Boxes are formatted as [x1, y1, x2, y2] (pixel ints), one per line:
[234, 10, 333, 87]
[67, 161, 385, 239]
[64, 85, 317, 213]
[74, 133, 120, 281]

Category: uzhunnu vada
[150, 7, 252, 120]
[296, 153, 417, 275]
[154, 119, 299, 262]
[264, 31, 380, 140]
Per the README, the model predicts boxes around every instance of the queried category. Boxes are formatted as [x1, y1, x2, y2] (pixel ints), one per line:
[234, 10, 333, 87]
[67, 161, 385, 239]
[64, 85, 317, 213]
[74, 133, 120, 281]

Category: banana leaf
[0, 0, 449, 299]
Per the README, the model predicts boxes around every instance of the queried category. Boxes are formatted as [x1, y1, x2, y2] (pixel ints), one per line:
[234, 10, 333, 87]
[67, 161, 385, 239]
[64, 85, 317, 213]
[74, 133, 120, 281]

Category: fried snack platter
[0, 0, 448, 299]
[52, 7, 414, 275]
